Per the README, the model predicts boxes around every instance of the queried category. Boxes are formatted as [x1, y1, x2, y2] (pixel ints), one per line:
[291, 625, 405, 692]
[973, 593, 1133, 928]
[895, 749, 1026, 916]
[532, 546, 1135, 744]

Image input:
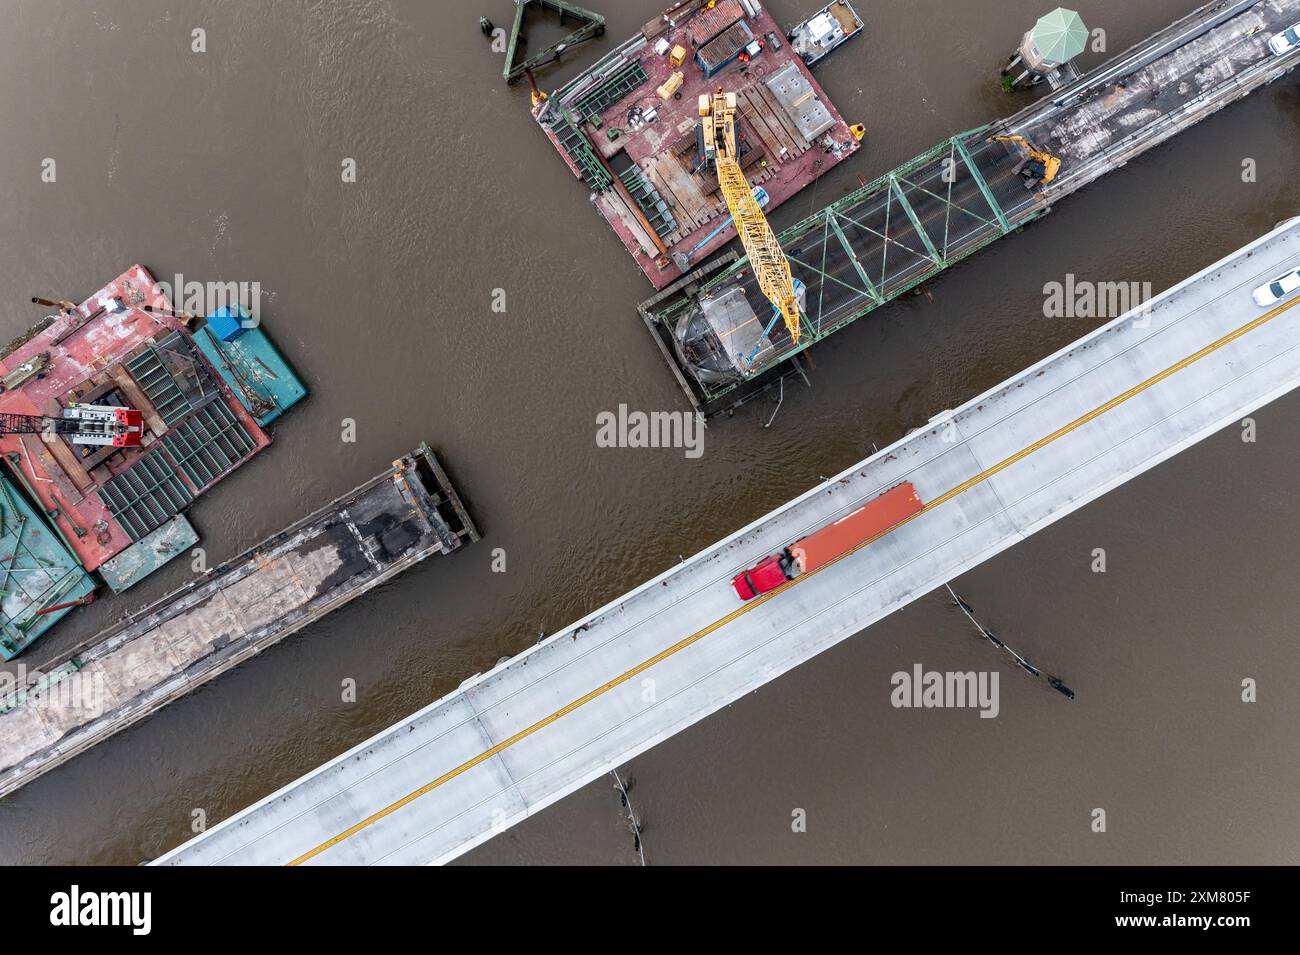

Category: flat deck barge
[0, 474, 96, 657]
[643, 0, 1300, 415]
[0, 266, 308, 651]
[535, 0, 861, 288]
[0, 444, 477, 799]
[1, 267, 273, 576]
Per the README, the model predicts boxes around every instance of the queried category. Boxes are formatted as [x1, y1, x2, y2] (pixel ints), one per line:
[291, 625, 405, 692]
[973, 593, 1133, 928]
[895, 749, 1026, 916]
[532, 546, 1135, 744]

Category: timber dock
[0, 443, 477, 799]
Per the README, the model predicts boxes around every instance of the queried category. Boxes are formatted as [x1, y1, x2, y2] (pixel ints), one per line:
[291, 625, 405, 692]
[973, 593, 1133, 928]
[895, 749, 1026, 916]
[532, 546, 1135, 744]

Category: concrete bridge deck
[156, 218, 1300, 865]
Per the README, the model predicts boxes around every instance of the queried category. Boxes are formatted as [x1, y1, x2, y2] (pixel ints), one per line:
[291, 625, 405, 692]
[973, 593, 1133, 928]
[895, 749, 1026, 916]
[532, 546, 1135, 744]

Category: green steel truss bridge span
[642, 0, 1300, 416]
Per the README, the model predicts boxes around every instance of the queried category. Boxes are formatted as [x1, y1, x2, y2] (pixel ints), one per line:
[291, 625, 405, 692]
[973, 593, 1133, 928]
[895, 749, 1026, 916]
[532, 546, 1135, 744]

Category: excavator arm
[988, 134, 1061, 187]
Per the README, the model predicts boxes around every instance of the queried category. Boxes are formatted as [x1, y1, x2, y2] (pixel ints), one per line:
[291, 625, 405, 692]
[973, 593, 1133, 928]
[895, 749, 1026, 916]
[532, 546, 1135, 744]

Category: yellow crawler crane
[699, 90, 802, 344]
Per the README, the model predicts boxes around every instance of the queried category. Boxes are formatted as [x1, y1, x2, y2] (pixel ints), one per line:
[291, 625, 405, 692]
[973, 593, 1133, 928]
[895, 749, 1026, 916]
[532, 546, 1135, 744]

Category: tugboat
[788, 1, 864, 66]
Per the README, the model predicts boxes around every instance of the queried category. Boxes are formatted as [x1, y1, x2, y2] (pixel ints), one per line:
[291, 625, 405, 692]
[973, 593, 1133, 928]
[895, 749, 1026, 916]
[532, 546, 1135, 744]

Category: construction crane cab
[696, 89, 803, 346]
[0, 405, 144, 448]
[988, 134, 1061, 189]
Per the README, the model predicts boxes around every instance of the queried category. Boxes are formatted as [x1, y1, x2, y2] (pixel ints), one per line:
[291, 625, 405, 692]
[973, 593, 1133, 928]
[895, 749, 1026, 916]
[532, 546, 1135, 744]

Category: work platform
[0, 267, 307, 654]
[157, 218, 1300, 865]
[0, 475, 96, 658]
[535, 0, 861, 288]
[0, 268, 275, 577]
[0, 445, 477, 799]
[645, 0, 1300, 414]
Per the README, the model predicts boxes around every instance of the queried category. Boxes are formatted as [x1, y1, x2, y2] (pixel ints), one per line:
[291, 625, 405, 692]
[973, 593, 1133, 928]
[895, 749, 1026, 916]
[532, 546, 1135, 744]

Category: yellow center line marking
[289, 292, 1299, 865]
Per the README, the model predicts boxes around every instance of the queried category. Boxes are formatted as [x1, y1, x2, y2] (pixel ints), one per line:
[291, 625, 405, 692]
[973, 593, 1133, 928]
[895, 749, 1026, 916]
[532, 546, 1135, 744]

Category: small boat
[788, 1, 864, 66]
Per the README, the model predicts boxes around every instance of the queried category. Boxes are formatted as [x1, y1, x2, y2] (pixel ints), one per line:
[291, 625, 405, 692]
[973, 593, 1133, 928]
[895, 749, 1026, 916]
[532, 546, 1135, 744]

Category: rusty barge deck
[535, 0, 862, 288]
[0, 267, 276, 576]
[0, 265, 309, 655]
[0, 444, 478, 799]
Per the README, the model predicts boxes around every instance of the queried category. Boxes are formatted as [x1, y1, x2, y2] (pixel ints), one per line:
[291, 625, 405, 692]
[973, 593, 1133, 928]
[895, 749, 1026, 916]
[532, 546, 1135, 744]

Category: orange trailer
[790, 482, 924, 574]
[732, 482, 924, 600]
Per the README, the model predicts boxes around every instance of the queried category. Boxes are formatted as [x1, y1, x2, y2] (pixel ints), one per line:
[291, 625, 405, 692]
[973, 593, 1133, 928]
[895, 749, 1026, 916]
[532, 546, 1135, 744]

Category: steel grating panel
[125, 335, 197, 425]
[550, 107, 614, 191]
[97, 399, 257, 541]
[572, 59, 648, 122]
[98, 449, 195, 542]
[159, 400, 257, 491]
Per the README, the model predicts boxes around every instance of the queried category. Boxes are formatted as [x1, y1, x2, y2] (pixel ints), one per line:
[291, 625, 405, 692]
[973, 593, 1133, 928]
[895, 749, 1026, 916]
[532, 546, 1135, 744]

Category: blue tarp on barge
[194, 307, 307, 427]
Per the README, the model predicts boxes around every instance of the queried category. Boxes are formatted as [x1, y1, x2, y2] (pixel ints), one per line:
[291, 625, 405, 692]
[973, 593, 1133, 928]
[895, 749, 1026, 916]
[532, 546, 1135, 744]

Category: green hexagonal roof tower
[1032, 7, 1088, 65]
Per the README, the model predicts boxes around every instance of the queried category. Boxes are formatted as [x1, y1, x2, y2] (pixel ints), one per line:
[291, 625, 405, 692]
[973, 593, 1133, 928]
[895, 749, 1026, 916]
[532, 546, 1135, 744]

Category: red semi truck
[731, 482, 924, 601]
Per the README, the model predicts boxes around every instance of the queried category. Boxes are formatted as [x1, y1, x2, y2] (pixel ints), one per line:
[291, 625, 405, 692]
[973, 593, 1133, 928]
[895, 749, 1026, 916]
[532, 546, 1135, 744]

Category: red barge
[532, 0, 863, 289]
[0, 265, 304, 656]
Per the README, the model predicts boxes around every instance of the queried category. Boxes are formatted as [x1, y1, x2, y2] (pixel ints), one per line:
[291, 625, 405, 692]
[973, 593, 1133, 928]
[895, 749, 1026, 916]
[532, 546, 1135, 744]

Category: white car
[1268, 23, 1300, 56]
[1252, 267, 1300, 307]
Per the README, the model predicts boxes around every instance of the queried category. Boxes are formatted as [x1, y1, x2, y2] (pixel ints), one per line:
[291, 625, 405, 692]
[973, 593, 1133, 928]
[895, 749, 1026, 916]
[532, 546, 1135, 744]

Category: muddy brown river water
[0, 0, 1296, 864]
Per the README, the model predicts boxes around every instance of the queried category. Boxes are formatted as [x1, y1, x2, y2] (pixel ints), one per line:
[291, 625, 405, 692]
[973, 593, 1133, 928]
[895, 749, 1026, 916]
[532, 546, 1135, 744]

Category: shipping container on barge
[532, 0, 863, 290]
[0, 266, 306, 657]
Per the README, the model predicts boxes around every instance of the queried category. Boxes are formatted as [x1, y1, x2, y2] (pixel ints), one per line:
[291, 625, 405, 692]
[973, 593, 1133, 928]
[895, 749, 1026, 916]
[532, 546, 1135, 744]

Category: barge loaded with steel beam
[642, 0, 1300, 416]
[0, 444, 478, 799]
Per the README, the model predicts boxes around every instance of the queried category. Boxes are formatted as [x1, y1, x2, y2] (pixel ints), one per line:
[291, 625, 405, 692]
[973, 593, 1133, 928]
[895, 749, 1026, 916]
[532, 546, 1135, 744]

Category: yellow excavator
[988, 134, 1061, 189]
[698, 90, 803, 345]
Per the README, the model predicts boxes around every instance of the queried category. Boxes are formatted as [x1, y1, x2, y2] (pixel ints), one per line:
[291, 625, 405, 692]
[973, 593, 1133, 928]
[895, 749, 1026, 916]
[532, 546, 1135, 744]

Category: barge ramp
[158, 218, 1300, 865]
[0, 444, 477, 799]
[645, 0, 1300, 415]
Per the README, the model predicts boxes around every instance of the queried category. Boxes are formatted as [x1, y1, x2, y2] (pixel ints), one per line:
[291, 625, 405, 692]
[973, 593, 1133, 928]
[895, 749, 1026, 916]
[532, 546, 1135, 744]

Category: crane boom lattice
[703, 91, 803, 344]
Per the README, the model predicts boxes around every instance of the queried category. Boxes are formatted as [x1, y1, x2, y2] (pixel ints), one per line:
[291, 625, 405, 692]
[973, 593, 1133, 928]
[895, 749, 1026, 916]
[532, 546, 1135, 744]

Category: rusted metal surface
[0, 266, 273, 572]
[0, 444, 477, 799]
[534, 1, 860, 288]
[97, 515, 199, 593]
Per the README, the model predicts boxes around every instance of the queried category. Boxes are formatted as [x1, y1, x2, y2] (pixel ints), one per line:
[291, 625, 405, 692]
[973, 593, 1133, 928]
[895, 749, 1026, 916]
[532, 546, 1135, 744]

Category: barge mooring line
[287, 291, 1300, 866]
